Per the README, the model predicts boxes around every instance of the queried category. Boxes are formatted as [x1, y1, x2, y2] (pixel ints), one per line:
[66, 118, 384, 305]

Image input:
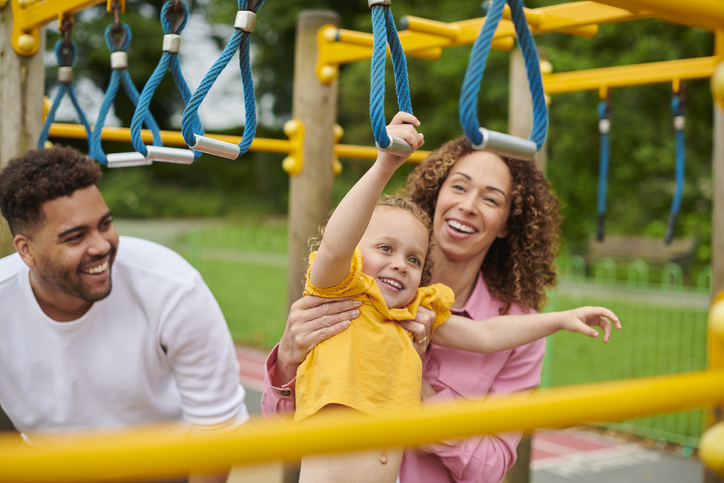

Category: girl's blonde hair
[309, 195, 435, 287]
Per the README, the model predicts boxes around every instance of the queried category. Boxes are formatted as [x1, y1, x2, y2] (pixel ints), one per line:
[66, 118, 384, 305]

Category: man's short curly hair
[0, 145, 101, 236]
[401, 136, 562, 314]
[309, 195, 435, 287]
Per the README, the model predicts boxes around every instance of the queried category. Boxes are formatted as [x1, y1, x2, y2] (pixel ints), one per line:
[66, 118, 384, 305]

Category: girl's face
[359, 206, 429, 309]
[433, 151, 512, 265]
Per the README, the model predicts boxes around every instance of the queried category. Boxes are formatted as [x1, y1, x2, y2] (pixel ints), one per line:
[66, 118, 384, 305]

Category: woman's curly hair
[0, 145, 101, 235]
[401, 136, 561, 314]
[308, 195, 435, 287]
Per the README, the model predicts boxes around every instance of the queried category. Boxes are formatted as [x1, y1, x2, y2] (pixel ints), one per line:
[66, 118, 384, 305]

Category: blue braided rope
[38, 40, 93, 150]
[459, 0, 548, 151]
[130, 1, 202, 159]
[459, 0, 506, 146]
[666, 95, 686, 244]
[90, 23, 162, 165]
[508, 0, 547, 149]
[181, 0, 264, 158]
[596, 100, 610, 242]
[369, 4, 412, 150]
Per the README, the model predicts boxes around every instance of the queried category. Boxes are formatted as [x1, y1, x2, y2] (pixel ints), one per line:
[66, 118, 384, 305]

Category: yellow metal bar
[11, 0, 109, 55]
[48, 123, 431, 163]
[701, 292, 724, 475]
[48, 123, 295, 154]
[2, 369, 724, 482]
[543, 56, 718, 95]
[593, 0, 724, 32]
[316, 2, 650, 84]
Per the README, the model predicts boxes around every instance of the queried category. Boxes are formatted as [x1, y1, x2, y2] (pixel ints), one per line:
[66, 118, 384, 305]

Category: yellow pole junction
[699, 291, 724, 476]
[315, 2, 649, 84]
[2, 368, 724, 482]
[11, 0, 122, 56]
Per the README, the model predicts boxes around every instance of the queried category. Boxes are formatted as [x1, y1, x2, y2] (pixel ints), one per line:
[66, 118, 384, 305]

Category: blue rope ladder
[459, 0, 547, 160]
[665, 85, 686, 245]
[38, 19, 93, 151]
[369, 0, 413, 157]
[89, 20, 163, 166]
[181, 0, 265, 160]
[129, 0, 202, 164]
[596, 94, 611, 242]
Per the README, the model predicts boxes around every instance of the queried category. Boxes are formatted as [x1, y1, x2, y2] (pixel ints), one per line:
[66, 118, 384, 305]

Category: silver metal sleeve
[599, 119, 610, 134]
[471, 128, 538, 160]
[375, 134, 411, 157]
[234, 11, 256, 32]
[146, 145, 195, 164]
[110, 52, 128, 69]
[162, 34, 181, 53]
[58, 67, 73, 83]
[192, 135, 241, 160]
[106, 152, 153, 168]
[368, 0, 391, 6]
[674, 116, 685, 131]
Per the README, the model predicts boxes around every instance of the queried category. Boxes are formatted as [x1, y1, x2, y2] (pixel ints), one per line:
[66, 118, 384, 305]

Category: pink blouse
[261, 272, 545, 483]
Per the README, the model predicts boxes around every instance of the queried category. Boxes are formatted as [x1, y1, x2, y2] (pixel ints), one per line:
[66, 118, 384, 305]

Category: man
[0, 146, 248, 454]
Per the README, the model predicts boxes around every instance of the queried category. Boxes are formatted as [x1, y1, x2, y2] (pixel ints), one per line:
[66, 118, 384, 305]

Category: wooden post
[0, 2, 45, 259]
[509, 47, 547, 173]
[287, 10, 340, 309]
[503, 47, 549, 483]
[284, 10, 339, 483]
[0, 1, 45, 433]
[705, 32, 724, 483]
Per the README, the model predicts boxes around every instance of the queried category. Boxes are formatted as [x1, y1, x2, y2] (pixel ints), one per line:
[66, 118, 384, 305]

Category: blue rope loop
[38, 40, 93, 150]
[180, 0, 264, 158]
[459, 0, 548, 151]
[596, 98, 611, 242]
[130, 1, 203, 159]
[369, 4, 412, 150]
[90, 23, 163, 165]
[665, 86, 686, 244]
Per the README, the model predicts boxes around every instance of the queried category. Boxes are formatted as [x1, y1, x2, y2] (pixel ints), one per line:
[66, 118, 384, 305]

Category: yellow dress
[295, 248, 454, 421]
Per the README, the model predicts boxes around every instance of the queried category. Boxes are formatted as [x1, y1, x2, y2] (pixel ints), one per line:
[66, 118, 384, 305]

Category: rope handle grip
[375, 134, 411, 157]
[192, 135, 242, 160]
[471, 128, 538, 160]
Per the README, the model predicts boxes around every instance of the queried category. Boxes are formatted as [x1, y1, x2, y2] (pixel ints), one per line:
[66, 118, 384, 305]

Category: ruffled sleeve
[304, 248, 372, 298]
[420, 283, 456, 335]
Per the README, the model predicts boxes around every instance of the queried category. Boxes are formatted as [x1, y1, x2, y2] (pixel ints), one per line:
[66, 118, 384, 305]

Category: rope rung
[192, 135, 241, 160]
[146, 145, 195, 164]
[107, 151, 153, 168]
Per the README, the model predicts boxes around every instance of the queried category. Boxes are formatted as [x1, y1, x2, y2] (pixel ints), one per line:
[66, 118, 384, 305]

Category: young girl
[296, 112, 620, 483]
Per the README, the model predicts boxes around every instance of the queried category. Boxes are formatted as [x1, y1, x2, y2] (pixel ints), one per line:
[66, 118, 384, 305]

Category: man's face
[21, 185, 119, 304]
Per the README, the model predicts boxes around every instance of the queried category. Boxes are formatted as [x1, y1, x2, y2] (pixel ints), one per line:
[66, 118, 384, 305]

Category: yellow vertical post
[704, 29, 724, 483]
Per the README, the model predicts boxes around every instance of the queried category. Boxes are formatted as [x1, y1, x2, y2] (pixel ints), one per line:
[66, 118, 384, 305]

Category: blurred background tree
[46, 0, 714, 274]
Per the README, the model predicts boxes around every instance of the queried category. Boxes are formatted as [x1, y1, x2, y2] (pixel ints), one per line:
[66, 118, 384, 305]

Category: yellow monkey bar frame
[10, 0, 123, 56]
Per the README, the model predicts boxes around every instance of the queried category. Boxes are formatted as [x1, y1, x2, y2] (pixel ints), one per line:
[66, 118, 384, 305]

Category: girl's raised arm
[431, 306, 621, 353]
[309, 112, 424, 288]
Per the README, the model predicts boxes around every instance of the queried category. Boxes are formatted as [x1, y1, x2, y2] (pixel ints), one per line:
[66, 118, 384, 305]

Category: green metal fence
[115, 220, 713, 447]
[541, 256, 713, 447]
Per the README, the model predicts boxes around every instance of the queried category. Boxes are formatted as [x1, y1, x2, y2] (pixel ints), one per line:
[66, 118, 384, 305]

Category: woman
[262, 136, 561, 483]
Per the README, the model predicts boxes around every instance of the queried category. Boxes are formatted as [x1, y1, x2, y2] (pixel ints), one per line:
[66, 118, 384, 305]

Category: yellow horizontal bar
[1, 370, 724, 482]
[336, 144, 431, 163]
[49, 123, 430, 163]
[594, 0, 724, 32]
[543, 56, 718, 95]
[48, 123, 294, 155]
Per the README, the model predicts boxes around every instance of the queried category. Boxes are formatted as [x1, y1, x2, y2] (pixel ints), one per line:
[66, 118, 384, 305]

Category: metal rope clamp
[471, 128, 538, 160]
[188, 10, 257, 160]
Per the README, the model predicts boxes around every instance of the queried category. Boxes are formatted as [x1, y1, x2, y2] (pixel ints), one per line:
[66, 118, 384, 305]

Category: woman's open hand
[561, 306, 622, 343]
